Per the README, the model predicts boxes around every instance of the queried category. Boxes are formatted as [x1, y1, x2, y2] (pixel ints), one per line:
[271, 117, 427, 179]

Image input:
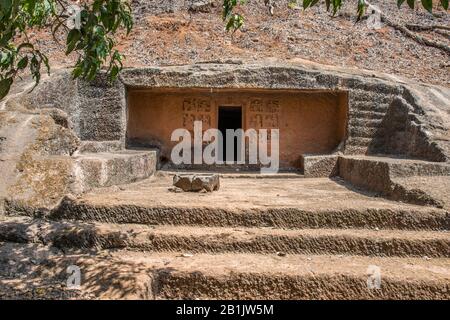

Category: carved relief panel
[247, 98, 280, 140]
[248, 98, 280, 129]
[182, 97, 213, 134]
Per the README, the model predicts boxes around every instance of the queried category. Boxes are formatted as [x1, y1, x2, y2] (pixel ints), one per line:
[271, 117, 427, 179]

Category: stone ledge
[77, 140, 124, 153]
[72, 150, 157, 193]
[300, 154, 339, 178]
[338, 155, 450, 208]
[340, 155, 450, 178]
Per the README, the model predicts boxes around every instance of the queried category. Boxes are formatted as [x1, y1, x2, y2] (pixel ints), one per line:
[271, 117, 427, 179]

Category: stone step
[390, 176, 450, 209]
[77, 140, 123, 153]
[349, 110, 386, 120]
[71, 150, 157, 193]
[2, 243, 448, 299]
[345, 80, 401, 96]
[345, 137, 372, 147]
[349, 126, 379, 138]
[158, 170, 304, 179]
[126, 251, 450, 299]
[349, 90, 394, 105]
[0, 242, 151, 299]
[46, 176, 450, 231]
[349, 100, 390, 112]
[340, 155, 450, 178]
[338, 156, 450, 207]
[344, 145, 369, 155]
[49, 194, 449, 231]
[2, 218, 447, 257]
[300, 154, 338, 178]
[349, 118, 383, 128]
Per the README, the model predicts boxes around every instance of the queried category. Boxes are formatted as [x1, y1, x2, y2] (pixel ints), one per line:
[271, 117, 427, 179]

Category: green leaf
[66, 29, 81, 45]
[25, 0, 37, 15]
[0, 0, 134, 96]
[406, 0, 415, 9]
[109, 64, 119, 80]
[356, 0, 366, 21]
[87, 64, 98, 81]
[0, 0, 13, 11]
[40, 52, 50, 74]
[440, 0, 448, 9]
[225, 13, 244, 32]
[303, 0, 313, 9]
[17, 56, 28, 69]
[66, 29, 81, 55]
[0, 77, 13, 99]
[421, 0, 433, 12]
[331, 0, 342, 15]
[71, 66, 83, 79]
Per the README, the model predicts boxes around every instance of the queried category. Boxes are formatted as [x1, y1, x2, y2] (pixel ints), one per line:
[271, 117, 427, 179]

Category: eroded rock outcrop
[0, 110, 79, 215]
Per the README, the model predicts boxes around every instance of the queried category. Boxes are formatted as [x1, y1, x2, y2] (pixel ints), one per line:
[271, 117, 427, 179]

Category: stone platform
[50, 174, 449, 230]
[56, 174, 438, 215]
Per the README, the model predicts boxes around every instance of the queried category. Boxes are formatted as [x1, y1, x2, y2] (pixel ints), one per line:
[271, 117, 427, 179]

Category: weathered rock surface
[4, 197, 446, 300]
[0, 108, 157, 216]
[173, 174, 220, 192]
[1, 174, 449, 299]
[51, 175, 449, 230]
[0, 111, 79, 215]
[0, 70, 159, 215]
[188, 0, 213, 13]
[1, 216, 449, 258]
[0, 242, 151, 300]
[300, 154, 339, 177]
[7, 71, 126, 144]
[338, 155, 450, 207]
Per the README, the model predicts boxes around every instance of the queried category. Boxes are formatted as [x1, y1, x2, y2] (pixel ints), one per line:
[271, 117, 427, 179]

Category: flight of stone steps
[1, 176, 448, 300]
[345, 89, 394, 155]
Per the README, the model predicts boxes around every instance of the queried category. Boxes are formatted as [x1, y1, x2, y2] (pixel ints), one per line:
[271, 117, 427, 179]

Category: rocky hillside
[27, 0, 450, 86]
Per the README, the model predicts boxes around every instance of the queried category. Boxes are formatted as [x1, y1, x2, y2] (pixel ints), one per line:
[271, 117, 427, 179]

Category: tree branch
[405, 24, 450, 32]
[382, 16, 450, 54]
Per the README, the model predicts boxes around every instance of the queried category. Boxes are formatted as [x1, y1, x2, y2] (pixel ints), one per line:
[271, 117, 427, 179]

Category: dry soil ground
[25, 0, 450, 86]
